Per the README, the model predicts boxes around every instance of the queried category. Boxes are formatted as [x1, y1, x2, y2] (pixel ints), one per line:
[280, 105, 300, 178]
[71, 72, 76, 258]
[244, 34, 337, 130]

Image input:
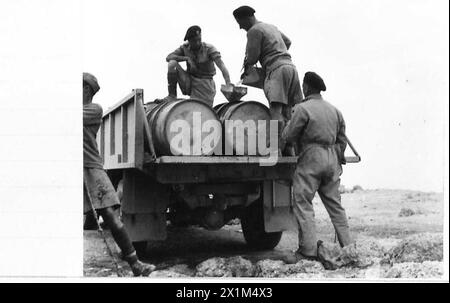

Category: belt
[297, 142, 337, 160]
[191, 74, 214, 80]
[301, 142, 336, 148]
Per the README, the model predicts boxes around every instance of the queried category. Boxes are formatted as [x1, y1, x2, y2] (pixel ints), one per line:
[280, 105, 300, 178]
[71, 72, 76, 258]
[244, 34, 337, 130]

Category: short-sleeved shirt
[83, 103, 104, 169]
[169, 42, 221, 78]
[246, 22, 293, 73]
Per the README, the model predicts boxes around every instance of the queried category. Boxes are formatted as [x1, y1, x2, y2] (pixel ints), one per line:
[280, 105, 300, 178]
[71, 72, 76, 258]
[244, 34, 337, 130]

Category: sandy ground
[84, 189, 444, 279]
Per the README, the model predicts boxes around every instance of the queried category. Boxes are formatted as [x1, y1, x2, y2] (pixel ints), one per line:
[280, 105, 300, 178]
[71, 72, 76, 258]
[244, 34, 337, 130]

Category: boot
[154, 72, 178, 103]
[167, 72, 178, 98]
[123, 251, 156, 277]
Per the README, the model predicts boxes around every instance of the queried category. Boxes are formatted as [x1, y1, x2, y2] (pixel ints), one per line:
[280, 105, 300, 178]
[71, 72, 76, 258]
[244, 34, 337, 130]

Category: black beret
[233, 5, 255, 19]
[304, 71, 326, 91]
[184, 25, 201, 41]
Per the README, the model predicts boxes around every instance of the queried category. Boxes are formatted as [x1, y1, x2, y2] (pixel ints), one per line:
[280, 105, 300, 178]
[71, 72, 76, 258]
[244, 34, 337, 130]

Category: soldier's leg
[84, 168, 155, 276]
[287, 65, 303, 105]
[318, 174, 353, 248]
[83, 211, 98, 230]
[167, 60, 191, 98]
[98, 206, 155, 276]
[265, 67, 296, 156]
[190, 78, 215, 106]
[292, 165, 321, 256]
[265, 101, 286, 157]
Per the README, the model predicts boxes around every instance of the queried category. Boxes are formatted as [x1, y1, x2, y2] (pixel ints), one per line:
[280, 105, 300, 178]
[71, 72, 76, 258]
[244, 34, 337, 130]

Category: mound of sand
[383, 261, 443, 279]
[386, 233, 443, 263]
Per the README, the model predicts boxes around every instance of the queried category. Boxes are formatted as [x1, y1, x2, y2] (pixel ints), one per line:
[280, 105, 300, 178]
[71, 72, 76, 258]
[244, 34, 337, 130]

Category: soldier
[233, 5, 303, 155]
[83, 72, 155, 276]
[159, 25, 231, 106]
[282, 72, 353, 259]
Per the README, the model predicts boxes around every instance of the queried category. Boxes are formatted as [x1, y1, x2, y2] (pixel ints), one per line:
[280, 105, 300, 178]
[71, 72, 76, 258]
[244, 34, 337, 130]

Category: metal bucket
[215, 101, 271, 156]
[146, 99, 221, 156]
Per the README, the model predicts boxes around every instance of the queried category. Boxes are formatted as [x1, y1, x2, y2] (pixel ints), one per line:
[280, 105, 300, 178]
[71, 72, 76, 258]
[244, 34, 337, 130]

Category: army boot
[123, 251, 156, 277]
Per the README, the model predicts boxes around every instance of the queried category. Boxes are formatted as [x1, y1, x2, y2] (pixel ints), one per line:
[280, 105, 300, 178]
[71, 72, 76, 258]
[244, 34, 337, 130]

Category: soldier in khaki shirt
[233, 5, 303, 155]
[160, 25, 231, 107]
[282, 72, 353, 259]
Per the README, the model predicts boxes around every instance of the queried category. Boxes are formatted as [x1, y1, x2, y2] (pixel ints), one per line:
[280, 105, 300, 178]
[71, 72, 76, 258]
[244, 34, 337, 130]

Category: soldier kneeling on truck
[83, 72, 155, 276]
[157, 25, 232, 106]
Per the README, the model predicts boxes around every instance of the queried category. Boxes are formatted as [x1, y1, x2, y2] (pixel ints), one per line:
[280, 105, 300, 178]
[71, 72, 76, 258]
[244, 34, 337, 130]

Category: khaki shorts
[189, 77, 216, 107]
[264, 64, 302, 120]
[83, 167, 120, 214]
[178, 71, 216, 107]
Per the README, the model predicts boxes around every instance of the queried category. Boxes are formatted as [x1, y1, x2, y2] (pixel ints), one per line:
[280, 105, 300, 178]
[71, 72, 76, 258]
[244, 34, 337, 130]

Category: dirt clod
[317, 240, 375, 270]
[398, 208, 415, 217]
[195, 256, 255, 277]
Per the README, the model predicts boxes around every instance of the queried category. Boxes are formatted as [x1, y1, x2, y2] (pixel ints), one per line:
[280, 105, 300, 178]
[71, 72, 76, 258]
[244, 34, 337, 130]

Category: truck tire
[240, 200, 282, 250]
[132, 241, 147, 258]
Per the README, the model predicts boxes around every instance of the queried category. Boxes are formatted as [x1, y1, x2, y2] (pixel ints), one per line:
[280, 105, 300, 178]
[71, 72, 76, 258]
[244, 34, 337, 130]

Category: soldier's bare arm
[166, 46, 193, 65]
[214, 57, 231, 84]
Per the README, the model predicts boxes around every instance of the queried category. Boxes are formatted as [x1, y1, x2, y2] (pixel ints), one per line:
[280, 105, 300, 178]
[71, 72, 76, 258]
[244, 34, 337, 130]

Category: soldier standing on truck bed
[232, 5, 303, 155]
[83, 72, 155, 276]
[158, 25, 232, 107]
[282, 72, 353, 260]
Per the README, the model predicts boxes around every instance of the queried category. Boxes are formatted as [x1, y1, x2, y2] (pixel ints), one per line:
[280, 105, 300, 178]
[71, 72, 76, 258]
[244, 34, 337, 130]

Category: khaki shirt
[282, 94, 347, 161]
[83, 103, 104, 169]
[245, 21, 293, 73]
[170, 42, 221, 78]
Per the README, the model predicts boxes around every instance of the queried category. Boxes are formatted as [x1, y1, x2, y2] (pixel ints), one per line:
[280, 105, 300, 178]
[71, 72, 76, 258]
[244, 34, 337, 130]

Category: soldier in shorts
[83, 72, 155, 276]
[159, 25, 231, 107]
[233, 6, 303, 155]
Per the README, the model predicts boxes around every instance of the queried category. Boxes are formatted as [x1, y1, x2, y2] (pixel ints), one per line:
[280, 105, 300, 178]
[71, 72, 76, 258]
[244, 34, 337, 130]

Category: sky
[82, 0, 449, 192]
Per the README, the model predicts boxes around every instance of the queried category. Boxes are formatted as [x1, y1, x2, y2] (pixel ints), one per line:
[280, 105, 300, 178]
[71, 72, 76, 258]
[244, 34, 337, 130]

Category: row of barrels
[144, 98, 272, 156]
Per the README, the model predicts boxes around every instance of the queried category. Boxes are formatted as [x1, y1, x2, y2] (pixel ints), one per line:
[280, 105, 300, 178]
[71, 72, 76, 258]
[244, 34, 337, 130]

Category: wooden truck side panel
[97, 89, 147, 170]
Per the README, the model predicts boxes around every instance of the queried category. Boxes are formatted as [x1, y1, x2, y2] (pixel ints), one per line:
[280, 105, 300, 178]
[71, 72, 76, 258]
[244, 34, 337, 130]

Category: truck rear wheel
[240, 200, 282, 250]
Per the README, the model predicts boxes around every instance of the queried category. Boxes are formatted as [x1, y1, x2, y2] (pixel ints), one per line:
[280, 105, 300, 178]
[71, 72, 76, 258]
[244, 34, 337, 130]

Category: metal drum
[215, 101, 272, 156]
[146, 99, 221, 156]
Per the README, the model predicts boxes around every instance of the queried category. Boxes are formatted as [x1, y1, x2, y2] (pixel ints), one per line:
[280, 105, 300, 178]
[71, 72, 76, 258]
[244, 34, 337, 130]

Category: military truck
[97, 89, 360, 255]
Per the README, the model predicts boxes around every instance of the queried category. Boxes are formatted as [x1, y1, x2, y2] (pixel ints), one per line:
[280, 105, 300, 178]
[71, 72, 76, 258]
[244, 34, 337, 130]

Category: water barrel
[146, 99, 221, 156]
[215, 101, 272, 156]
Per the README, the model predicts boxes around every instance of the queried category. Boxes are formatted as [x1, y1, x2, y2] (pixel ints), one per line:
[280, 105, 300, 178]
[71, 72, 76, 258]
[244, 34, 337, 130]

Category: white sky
[82, 0, 449, 192]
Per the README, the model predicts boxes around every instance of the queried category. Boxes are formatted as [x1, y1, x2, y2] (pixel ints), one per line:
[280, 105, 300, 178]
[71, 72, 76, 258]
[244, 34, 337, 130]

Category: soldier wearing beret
[160, 25, 231, 106]
[83, 73, 155, 276]
[233, 5, 303, 155]
[282, 72, 353, 260]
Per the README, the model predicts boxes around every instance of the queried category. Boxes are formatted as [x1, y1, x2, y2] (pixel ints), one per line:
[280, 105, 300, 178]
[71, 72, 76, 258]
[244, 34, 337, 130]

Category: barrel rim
[221, 100, 271, 121]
